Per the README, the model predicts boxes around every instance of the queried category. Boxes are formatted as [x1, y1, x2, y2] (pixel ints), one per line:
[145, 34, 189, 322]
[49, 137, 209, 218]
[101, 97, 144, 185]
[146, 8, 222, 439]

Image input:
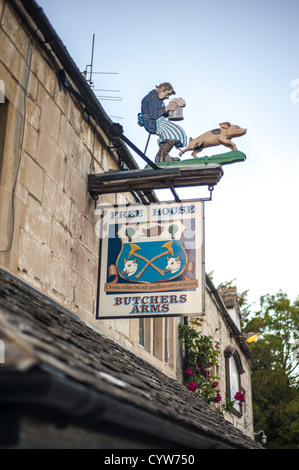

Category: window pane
[229, 356, 239, 400]
[164, 317, 169, 364]
[139, 318, 145, 347]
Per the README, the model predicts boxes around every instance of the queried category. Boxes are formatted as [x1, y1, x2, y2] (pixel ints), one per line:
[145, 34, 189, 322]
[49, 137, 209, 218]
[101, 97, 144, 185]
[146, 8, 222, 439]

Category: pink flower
[234, 392, 245, 402]
[187, 382, 198, 392]
[199, 367, 209, 378]
[185, 367, 194, 377]
[214, 393, 222, 403]
[212, 381, 219, 388]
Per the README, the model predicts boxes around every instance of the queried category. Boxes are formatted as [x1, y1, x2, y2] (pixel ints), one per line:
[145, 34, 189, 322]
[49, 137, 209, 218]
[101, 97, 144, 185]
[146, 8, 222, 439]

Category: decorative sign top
[138, 82, 188, 163]
[179, 122, 247, 159]
[96, 201, 205, 319]
[138, 81, 247, 165]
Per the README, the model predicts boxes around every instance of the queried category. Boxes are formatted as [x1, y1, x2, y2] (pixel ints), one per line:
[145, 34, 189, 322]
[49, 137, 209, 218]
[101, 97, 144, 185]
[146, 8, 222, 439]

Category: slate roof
[0, 269, 261, 449]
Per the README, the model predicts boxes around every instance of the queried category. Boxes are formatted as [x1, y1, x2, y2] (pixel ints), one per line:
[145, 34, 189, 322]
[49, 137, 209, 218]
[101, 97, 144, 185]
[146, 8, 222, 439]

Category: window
[225, 346, 245, 416]
[153, 317, 163, 361]
[138, 317, 151, 352]
[138, 317, 174, 366]
[228, 355, 240, 400]
[164, 316, 169, 364]
[139, 318, 145, 347]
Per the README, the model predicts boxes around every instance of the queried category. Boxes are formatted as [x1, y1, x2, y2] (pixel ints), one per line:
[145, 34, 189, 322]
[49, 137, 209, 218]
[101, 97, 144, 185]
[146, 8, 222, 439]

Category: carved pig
[179, 122, 247, 158]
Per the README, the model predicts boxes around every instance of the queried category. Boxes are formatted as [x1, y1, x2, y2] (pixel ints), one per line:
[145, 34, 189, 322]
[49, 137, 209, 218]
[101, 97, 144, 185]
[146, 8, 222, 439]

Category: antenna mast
[83, 34, 122, 105]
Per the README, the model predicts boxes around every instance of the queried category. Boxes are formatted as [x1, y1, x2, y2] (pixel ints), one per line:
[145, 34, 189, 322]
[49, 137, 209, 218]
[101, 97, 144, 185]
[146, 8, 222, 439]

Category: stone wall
[0, 0, 121, 324]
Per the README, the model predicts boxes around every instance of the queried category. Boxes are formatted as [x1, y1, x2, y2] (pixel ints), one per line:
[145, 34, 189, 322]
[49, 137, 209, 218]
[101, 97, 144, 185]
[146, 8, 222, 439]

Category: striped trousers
[155, 117, 188, 148]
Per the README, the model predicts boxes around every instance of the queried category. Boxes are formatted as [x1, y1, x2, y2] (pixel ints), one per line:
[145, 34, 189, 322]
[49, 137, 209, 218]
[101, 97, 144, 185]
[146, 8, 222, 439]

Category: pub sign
[96, 201, 205, 319]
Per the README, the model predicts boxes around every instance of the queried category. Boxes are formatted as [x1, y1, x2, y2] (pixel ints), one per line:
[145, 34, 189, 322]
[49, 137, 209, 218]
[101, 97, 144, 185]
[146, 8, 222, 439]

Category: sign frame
[95, 200, 206, 319]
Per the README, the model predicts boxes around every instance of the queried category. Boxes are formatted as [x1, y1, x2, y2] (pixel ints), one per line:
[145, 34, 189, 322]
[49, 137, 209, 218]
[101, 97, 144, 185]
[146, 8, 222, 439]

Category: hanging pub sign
[96, 201, 205, 319]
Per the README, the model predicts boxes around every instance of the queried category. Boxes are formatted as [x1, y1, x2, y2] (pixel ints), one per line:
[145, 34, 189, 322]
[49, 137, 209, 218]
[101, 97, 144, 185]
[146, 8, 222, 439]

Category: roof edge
[0, 367, 243, 449]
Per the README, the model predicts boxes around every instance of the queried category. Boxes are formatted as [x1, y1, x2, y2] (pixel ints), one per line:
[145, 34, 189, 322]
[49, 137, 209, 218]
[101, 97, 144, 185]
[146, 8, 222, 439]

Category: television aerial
[83, 34, 123, 118]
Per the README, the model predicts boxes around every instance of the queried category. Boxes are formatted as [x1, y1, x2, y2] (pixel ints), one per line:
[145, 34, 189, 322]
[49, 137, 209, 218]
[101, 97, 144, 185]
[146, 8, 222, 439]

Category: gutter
[0, 367, 236, 449]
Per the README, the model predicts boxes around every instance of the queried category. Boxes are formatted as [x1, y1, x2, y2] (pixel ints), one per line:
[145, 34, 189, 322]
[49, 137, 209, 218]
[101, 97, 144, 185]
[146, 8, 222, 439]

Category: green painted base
[145, 150, 246, 169]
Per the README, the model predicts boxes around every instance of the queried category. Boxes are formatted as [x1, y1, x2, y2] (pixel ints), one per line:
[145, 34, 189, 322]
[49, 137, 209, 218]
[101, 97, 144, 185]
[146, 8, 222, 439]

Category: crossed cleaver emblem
[122, 241, 181, 279]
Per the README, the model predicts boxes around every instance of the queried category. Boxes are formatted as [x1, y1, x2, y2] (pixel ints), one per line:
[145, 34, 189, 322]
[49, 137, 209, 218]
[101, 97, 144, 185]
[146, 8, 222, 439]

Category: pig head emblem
[179, 122, 247, 158]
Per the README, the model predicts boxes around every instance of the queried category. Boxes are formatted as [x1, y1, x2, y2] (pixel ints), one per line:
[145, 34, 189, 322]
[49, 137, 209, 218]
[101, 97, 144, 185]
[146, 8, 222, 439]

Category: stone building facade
[0, 0, 255, 445]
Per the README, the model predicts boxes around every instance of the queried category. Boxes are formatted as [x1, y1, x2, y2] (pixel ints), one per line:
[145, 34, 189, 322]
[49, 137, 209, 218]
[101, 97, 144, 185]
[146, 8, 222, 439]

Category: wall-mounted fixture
[254, 429, 267, 445]
[231, 332, 259, 344]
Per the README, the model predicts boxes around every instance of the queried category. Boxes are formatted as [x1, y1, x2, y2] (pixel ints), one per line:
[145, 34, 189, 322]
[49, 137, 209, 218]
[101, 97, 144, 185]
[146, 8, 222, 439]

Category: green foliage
[168, 224, 179, 239]
[125, 227, 135, 242]
[242, 290, 299, 449]
[214, 279, 299, 447]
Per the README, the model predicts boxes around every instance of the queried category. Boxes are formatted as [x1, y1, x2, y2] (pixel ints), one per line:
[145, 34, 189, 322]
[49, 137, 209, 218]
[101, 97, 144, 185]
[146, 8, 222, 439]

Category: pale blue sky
[38, 0, 299, 309]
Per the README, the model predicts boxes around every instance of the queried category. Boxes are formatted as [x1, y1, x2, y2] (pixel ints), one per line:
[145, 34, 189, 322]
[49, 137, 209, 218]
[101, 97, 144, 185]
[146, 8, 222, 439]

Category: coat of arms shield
[116, 221, 187, 284]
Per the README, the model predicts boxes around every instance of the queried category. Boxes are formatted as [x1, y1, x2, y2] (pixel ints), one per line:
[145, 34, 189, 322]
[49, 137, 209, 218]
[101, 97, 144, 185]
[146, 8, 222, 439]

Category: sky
[37, 0, 299, 311]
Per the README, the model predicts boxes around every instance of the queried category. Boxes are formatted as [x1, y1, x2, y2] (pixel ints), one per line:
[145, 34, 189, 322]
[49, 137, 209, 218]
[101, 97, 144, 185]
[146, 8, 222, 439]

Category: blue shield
[116, 221, 188, 284]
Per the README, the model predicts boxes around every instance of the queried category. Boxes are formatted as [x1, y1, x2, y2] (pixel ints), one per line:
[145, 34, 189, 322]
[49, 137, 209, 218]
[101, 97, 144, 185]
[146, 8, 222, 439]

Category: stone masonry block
[37, 85, 61, 142]
[24, 195, 51, 246]
[59, 115, 83, 173]
[82, 215, 98, 256]
[65, 99, 82, 135]
[18, 229, 52, 285]
[59, 115, 76, 154]
[64, 159, 88, 210]
[26, 98, 41, 131]
[50, 254, 74, 301]
[15, 181, 28, 206]
[51, 218, 74, 266]
[0, 29, 25, 83]
[73, 240, 97, 285]
[38, 131, 66, 188]
[1, 4, 29, 58]
[31, 48, 55, 97]
[71, 136, 84, 174]
[20, 153, 44, 202]
[73, 271, 95, 316]
[23, 123, 39, 160]
[69, 203, 83, 241]
[27, 71, 38, 102]
[42, 175, 71, 228]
